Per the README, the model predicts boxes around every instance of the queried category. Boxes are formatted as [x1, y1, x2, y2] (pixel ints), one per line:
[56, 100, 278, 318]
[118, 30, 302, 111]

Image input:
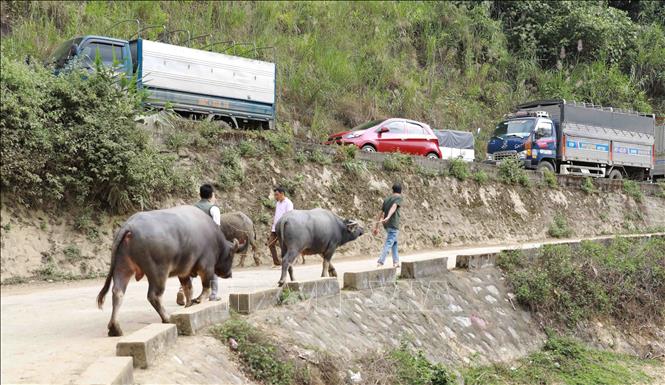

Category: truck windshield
[48, 38, 82, 68]
[492, 119, 534, 138]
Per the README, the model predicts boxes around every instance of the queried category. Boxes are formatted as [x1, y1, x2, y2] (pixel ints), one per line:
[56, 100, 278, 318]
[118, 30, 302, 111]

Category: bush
[334, 144, 357, 162]
[294, 151, 307, 164]
[622, 180, 643, 203]
[498, 158, 530, 187]
[263, 131, 292, 156]
[0, 57, 186, 212]
[218, 147, 244, 190]
[342, 160, 368, 176]
[448, 158, 470, 181]
[548, 212, 572, 238]
[581, 177, 597, 194]
[165, 131, 192, 152]
[364, 341, 454, 385]
[383, 153, 413, 172]
[308, 149, 332, 165]
[472, 170, 490, 184]
[497, 237, 665, 328]
[542, 169, 557, 188]
[198, 120, 227, 143]
[238, 140, 259, 158]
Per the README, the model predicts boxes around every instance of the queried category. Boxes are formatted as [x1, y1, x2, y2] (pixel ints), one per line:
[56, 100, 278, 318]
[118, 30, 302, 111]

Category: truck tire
[537, 161, 555, 173]
[608, 169, 623, 180]
[361, 145, 376, 153]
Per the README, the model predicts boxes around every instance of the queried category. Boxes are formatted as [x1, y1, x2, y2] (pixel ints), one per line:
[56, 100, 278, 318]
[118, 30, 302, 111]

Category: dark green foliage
[342, 160, 368, 176]
[390, 342, 454, 385]
[472, 170, 490, 184]
[497, 238, 665, 328]
[218, 147, 244, 190]
[0, 56, 187, 212]
[383, 153, 414, 172]
[308, 149, 332, 165]
[464, 334, 653, 385]
[448, 158, 470, 181]
[547, 213, 572, 238]
[622, 180, 644, 203]
[498, 159, 530, 187]
[334, 145, 357, 162]
[541, 170, 557, 188]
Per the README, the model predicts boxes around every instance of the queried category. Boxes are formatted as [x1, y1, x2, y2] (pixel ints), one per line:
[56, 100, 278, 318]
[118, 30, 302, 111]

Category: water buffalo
[97, 206, 241, 336]
[220, 211, 260, 267]
[275, 208, 364, 286]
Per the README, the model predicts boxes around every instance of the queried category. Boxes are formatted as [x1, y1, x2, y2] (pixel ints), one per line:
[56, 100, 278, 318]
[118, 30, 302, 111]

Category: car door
[403, 121, 429, 155]
[375, 120, 406, 153]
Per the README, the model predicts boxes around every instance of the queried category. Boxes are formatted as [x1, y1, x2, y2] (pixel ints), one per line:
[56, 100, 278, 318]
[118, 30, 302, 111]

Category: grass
[547, 212, 572, 238]
[308, 149, 332, 165]
[498, 159, 530, 187]
[463, 334, 655, 385]
[342, 159, 368, 176]
[239, 140, 259, 158]
[362, 341, 454, 385]
[497, 237, 665, 328]
[541, 169, 558, 188]
[277, 287, 308, 305]
[622, 180, 644, 203]
[383, 153, 414, 172]
[63, 244, 83, 262]
[581, 177, 597, 194]
[218, 147, 245, 190]
[472, 170, 490, 184]
[448, 158, 470, 181]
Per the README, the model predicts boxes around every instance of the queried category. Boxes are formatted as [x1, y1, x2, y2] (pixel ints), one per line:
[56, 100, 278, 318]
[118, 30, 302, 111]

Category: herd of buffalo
[97, 205, 364, 336]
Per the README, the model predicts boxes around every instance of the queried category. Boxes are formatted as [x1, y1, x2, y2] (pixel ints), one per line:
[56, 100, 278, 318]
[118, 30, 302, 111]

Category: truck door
[533, 120, 556, 162]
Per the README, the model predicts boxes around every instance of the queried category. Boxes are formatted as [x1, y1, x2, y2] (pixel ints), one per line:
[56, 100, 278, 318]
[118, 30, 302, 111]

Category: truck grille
[493, 150, 518, 161]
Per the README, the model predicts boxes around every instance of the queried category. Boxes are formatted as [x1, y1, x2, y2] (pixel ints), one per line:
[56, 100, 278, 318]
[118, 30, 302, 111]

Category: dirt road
[0, 234, 650, 384]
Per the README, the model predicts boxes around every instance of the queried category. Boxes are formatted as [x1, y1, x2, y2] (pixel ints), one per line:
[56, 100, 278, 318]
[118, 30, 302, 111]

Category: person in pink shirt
[268, 186, 294, 268]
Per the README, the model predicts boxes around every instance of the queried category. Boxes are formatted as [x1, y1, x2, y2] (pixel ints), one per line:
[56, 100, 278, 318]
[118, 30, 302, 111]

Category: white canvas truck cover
[139, 40, 276, 105]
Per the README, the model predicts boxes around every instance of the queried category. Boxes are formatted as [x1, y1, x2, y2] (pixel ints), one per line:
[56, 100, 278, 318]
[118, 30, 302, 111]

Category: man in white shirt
[268, 186, 293, 268]
[176, 184, 222, 305]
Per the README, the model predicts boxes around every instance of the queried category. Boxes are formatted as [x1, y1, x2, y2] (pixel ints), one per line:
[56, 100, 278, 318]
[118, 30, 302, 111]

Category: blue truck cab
[50, 35, 277, 130]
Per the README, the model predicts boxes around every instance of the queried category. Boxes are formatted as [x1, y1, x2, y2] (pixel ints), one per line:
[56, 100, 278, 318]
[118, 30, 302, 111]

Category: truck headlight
[486, 154, 493, 161]
[518, 151, 527, 159]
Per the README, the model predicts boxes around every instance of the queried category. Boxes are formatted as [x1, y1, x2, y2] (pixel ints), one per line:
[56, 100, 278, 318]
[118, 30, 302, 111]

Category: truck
[49, 35, 276, 129]
[653, 117, 665, 181]
[433, 129, 475, 162]
[485, 100, 656, 180]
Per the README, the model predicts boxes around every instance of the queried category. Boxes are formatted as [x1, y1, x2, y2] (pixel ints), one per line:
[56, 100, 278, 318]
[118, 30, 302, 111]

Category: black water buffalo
[220, 211, 260, 267]
[97, 206, 241, 336]
[275, 208, 364, 286]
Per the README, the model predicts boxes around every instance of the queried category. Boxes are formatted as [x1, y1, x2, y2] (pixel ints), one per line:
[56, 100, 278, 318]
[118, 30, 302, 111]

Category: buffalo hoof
[108, 325, 123, 337]
[192, 298, 201, 304]
[277, 280, 285, 287]
[176, 291, 185, 306]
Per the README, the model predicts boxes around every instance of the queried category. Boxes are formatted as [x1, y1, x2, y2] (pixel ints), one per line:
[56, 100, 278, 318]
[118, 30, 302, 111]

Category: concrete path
[0, 233, 654, 384]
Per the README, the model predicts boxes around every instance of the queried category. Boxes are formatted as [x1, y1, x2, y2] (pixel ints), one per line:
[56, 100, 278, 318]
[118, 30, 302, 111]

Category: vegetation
[541, 170, 558, 188]
[498, 159, 530, 187]
[547, 213, 573, 238]
[218, 147, 245, 190]
[464, 334, 655, 385]
[383, 153, 414, 172]
[448, 158, 470, 181]
[497, 237, 665, 328]
[239, 140, 260, 158]
[333, 145, 357, 162]
[580, 177, 597, 194]
[622, 180, 644, 203]
[472, 170, 490, 184]
[308, 149, 332, 165]
[363, 341, 454, 385]
[277, 287, 308, 306]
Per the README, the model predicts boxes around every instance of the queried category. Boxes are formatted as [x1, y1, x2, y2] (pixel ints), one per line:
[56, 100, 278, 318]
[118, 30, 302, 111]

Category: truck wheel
[608, 169, 623, 180]
[361, 145, 376, 153]
[216, 120, 232, 130]
[537, 161, 554, 173]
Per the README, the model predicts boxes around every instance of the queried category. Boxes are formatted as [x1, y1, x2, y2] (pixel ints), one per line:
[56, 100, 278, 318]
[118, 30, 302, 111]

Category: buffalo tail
[97, 227, 131, 309]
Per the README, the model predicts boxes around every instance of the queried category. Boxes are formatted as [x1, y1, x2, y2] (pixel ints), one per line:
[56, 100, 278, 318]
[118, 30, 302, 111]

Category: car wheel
[426, 152, 439, 160]
[361, 145, 376, 153]
[608, 169, 623, 180]
[537, 161, 554, 173]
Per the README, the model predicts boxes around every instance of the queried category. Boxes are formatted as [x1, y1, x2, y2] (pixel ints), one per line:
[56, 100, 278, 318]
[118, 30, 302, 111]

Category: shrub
[342, 160, 368, 176]
[238, 140, 259, 158]
[542, 169, 557, 188]
[165, 131, 192, 152]
[498, 158, 530, 187]
[263, 131, 292, 156]
[0, 57, 186, 212]
[581, 177, 597, 194]
[308, 149, 332, 165]
[383, 153, 413, 172]
[198, 120, 227, 143]
[657, 181, 665, 199]
[448, 158, 470, 181]
[548, 212, 572, 238]
[622, 180, 643, 203]
[281, 174, 305, 197]
[294, 151, 307, 164]
[63, 244, 82, 262]
[472, 170, 489, 184]
[364, 341, 454, 385]
[416, 165, 440, 179]
[334, 145, 357, 162]
[218, 147, 244, 190]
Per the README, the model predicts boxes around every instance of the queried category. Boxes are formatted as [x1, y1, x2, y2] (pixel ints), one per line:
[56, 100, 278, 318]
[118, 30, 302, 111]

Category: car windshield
[351, 119, 384, 131]
[492, 119, 534, 138]
[48, 38, 82, 68]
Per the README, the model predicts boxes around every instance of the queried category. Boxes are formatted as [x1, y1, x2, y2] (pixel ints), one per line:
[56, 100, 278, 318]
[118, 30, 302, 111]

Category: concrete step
[401, 256, 448, 279]
[285, 277, 340, 299]
[78, 356, 134, 385]
[229, 287, 281, 314]
[343, 267, 396, 290]
[455, 252, 498, 269]
[116, 323, 177, 369]
[170, 300, 230, 336]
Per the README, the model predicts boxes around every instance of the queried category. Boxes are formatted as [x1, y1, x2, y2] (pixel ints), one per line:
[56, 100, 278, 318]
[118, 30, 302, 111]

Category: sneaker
[393, 263, 401, 268]
[176, 289, 185, 306]
[376, 262, 384, 268]
[209, 295, 222, 301]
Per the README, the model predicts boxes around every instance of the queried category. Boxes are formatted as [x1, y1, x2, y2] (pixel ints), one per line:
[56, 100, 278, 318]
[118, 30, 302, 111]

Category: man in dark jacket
[373, 182, 403, 268]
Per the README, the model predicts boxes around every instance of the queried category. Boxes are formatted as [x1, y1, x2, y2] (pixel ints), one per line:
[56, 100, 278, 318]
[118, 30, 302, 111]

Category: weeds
[362, 341, 454, 385]
[238, 140, 259, 158]
[498, 158, 530, 187]
[334, 145, 357, 162]
[63, 244, 83, 262]
[472, 170, 490, 184]
[383, 153, 413, 172]
[261, 197, 276, 210]
[342, 160, 368, 176]
[542, 169, 558, 188]
[464, 334, 653, 385]
[581, 177, 597, 194]
[165, 131, 191, 152]
[263, 131, 292, 156]
[294, 151, 307, 164]
[547, 212, 572, 238]
[218, 147, 244, 190]
[278, 287, 308, 305]
[281, 174, 305, 197]
[622, 180, 643, 203]
[308, 149, 332, 165]
[448, 158, 470, 181]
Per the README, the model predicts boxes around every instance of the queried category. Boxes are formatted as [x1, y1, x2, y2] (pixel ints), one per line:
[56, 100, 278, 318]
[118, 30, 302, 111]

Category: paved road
[0, 234, 654, 384]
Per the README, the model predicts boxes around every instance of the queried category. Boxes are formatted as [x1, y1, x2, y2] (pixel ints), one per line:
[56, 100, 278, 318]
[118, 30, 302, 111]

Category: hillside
[2, 1, 664, 154]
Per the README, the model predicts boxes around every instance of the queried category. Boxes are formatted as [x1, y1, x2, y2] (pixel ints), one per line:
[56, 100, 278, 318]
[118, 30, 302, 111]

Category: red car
[326, 118, 442, 159]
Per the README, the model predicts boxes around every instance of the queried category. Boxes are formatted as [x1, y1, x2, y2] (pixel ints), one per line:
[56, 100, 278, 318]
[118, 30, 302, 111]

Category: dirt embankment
[1, 138, 664, 283]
